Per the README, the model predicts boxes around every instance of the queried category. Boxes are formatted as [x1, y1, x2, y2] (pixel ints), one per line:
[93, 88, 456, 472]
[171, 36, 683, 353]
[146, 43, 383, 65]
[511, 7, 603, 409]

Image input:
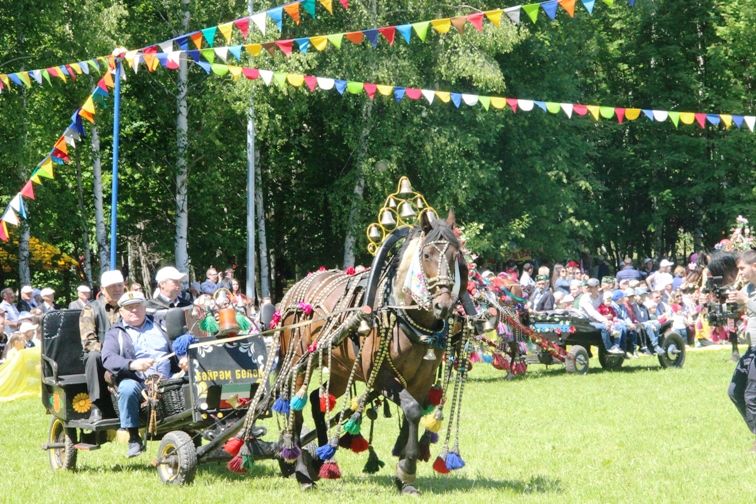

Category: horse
[275, 210, 465, 494]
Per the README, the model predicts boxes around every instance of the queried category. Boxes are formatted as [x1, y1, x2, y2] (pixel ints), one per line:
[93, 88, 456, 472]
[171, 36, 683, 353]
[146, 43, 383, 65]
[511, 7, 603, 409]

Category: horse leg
[394, 389, 423, 495]
[391, 416, 409, 458]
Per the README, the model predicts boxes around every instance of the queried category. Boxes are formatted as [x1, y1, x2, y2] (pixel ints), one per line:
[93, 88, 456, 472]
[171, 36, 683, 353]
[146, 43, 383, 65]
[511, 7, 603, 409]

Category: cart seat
[41, 309, 85, 383]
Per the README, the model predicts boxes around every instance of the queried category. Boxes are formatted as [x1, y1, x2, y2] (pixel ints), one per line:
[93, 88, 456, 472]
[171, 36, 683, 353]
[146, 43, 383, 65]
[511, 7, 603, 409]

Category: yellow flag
[587, 105, 600, 120]
[376, 85, 393, 96]
[431, 18, 452, 34]
[287, 73, 304, 87]
[30, 174, 42, 184]
[218, 22, 233, 44]
[70, 63, 82, 75]
[18, 72, 32, 87]
[679, 112, 695, 125]
[0, 74, 9, 87]
[435, 91, 451, 103]
[624, 108, 641, 121]
[81, 96, 96, 116]
[245, 44, 263, 57]
[720, 114, 732, 129]
[319, 0, 333, 14]
[38, 159, 55, 179]
[310, 36, 328, 51]
[228, 66, 242, 79]
[490, 97, 507, 109]
[484, 10, 503, 26]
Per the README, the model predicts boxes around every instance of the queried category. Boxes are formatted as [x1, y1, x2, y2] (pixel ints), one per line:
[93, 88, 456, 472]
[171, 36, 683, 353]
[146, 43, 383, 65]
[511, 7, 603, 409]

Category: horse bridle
[421, 237, 459, 301]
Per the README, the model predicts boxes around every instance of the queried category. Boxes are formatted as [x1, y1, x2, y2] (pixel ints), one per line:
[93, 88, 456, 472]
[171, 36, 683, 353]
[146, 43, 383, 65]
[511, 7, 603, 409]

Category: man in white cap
[68, 285, 91, 310]
[647, 259, 674, 292]
[147, 266, 191, 316]
[101, 291, 187, 457]
[579, 278, 624, 354]
[40, 287, 58, 313]
[79, 270, 125, 422]
[0, 288, 20, 333]
[17, 285, 37, 312]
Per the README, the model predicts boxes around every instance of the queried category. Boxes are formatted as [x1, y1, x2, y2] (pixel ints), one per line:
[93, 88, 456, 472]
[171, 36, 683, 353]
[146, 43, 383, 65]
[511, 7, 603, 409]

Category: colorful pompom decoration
[199, 313, 220, 334]
[349, 434, 369, 453]
[315, 441, 337, 461]
[432, 454, 450, 474]
[319, 460, 342, 479]
[223, 436, 244, 457]
[272, 396, 290, 415]
[444, 450, 465, 471]
[227, 454, 246, 474]
[343, 412, 362, 435]
[420, 408, 443, 433]
[338, 433, 354, 449]
[427, 384, 443, 406]
[279, 432, 301, 463]
[289, 386, 307, 411]
[362, 446, 385, 474]
[319, 392, 336, 413]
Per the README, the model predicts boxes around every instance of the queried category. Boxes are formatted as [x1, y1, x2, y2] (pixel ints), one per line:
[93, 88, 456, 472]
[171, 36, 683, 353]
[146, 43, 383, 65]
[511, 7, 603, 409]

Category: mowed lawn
[0, 348, 754, 503]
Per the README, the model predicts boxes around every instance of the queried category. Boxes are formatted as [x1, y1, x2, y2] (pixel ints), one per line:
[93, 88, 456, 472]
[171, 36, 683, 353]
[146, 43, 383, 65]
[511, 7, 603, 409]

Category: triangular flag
[668, 111, 680, 127]
[744, 116, 755, 132]
[228, 65, 242, 79]
[30, 69, 43, 85]
[283, 3, 301, 25]
[364, 29, 379, 48]
[190, 32, 204, 49]
[561, 103, 573, 118]
[406, 88, 423, 100]
[412, 21, 430, 41]
[267, 7, 283, 30]
[273, 72, 287, 87]
[201, 48, 215, 63]
[295, 38, 310, 53]
[679, 112, 695, 125]
[625, 108, 641, 121]
[54, 136, 69, 155]
[421, 89, 435, 104]
[559, 0, 576, 17]
[327, 33, 343, 48]
[485, 10, 503, 27]
[316, 77, 335, 90]
[218, 22, 233, 44]
[159, 41, 173, 54]
[523, 4, 540, 23]
[534, 101, 547, 112]
[706, 114, 720, 126]
[602, 0, 614, 5]
[451, 92, 462, 108]
[335, 80, 348, 95]
[302, 0, 317, 18]
[642, 109, 654, 120]
[435, 91, 451, 103]
[242, 67, 259, 80]
[275, 40, 294, 56]
[732, 115, 744, 128]
[9, 194, 25, 219]
[393, 87, 405, 102]
[376, 84, 394, 96]
[546, 102, 561, 114]
[587, 105, 600, 120]
[518, 99, 535, 112]
[228, 46, 242, 61]
[345, 32, 365, 45]
[599, 106, 615, 119]
[581, 0, 595, 14]
[363, 82, 377, 99]
[259, 69, 274, 85]
[287, 73, 305, 87]
[694, 113, 706, 128]
[234, 17, 251, 38]
[615, 107, 625, 124]
[211, 64, 229, 76]
[251, 12, 267, 35]
[339, 0, 349, 8]
[21, 181, 35, 200]
[506, 98, 518, 112]
[719, 114, 732, 129]
[202, 26, 217, 47]
[541, 0, 559, 20]
[310, 36, 328, 51]
[304, 75, 318, 92]
[573, 104, 588, 116]
[38, 158, 55, 179]
[479, 96, 491, 110]
[319, 0, 333, 14]
[245, 44, 263, 57]
[346, 81, 364, 95]
[379, 26, 396, 45]
[2, 208, 18, 226]
[17, 72, 32, 87]
[450, 17, 466, 34]
[396, 24, 412, 43]
[461, 94, 479, 106]
[467, 12, 485, 31]
[653, 110, 669, 122]
[0, 221, 8, 242]
[431, 18, 452, 34]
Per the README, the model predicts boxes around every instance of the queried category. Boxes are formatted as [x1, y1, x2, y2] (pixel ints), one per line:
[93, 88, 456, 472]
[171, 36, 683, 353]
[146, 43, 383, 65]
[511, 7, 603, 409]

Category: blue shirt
[124, 318, 172, 379]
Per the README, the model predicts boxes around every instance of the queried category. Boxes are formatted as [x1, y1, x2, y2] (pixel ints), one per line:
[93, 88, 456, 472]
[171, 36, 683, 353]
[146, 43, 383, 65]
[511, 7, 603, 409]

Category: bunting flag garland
[0, 0, 347, 95]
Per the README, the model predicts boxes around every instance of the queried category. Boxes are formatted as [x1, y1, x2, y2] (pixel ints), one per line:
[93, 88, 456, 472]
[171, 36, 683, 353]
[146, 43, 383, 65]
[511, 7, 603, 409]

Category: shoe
[127, 441, 145, 458]
[632, 350, 640, 359]
[654, 345, 665, 356]
[87, 405, 102, 423]
[608, 346, 624, 355]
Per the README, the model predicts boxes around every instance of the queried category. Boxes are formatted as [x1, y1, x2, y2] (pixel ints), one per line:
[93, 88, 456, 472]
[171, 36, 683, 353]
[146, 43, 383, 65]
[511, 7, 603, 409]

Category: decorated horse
[225, 178, 477, 494]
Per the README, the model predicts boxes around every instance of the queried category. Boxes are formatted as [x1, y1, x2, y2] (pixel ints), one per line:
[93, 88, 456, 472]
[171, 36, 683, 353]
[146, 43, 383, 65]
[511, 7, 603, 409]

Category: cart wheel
[565, 345, 589, 374]
[48, 417, 77, 471]
[156, 430, 197, 485]
[598, 345, 624, 370]
[658, 332, 686, 369]
[537, 350, 555, 366]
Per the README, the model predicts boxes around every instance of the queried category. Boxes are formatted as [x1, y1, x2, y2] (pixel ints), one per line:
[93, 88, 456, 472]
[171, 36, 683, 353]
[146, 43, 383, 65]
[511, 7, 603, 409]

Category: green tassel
[343, 412, 362, 435]
[236, 311, 252, 332]
[200, 313, 220, 333]
[240, 440, 254, 469]
[362, 446, 385, 474]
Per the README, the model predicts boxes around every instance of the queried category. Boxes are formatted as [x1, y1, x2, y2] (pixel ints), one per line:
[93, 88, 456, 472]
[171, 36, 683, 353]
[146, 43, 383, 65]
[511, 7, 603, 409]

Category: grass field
[1, 347, 754, 503]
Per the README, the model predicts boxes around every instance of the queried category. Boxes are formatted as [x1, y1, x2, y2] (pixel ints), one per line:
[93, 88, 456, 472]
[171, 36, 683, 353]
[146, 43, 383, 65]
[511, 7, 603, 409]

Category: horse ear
[446, 209, 456, 227]
[420, 210, 434, 234]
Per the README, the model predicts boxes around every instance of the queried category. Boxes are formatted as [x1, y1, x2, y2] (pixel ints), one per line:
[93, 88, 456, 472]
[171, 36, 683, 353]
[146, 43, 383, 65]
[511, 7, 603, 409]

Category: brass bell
[387, 197, 398, 208]
[415, 197, 425, 209]
[357, 318, 372, 336]
[399, 202, 416, 220]
[398, 177, 414, 197]
[368, 225, 382, 242]
[483, 316, 497, 332]
[423, 347, 437, 361]
[380, 210, 397, 228]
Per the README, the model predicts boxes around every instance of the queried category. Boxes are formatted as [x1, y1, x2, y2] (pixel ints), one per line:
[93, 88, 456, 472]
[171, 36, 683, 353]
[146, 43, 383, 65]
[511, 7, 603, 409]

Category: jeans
[727, 348, 756, 436]
[117, 379, 144, 429]
[641, 321, 660, 347]
[591, 322, 624, 351]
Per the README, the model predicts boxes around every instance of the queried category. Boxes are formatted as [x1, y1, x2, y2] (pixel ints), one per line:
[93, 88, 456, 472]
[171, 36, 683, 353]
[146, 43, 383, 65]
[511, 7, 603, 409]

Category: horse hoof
[300, 482, 316, 492]
[394, 478, 420, 496]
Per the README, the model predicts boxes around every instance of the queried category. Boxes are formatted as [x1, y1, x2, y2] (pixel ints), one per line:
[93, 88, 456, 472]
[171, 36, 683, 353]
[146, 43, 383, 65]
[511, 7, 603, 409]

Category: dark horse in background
[277, 210, 466, 494]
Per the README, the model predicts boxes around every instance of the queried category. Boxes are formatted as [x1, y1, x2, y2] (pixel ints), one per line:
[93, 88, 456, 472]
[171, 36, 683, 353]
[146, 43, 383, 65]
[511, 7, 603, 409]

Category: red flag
[20, 181, 35, 200]
[615, 107, 625, 124]
[339, 0, 349, 8]
[378, 26, 396, 45]
[234, 18, 250, 39]
[304, 75, 318, 92]
[467, 13, 484, 32]
[242, 68, 260, 80]
[506, 98, 518, 112]
[275, 40, 294, 56]
[363, 82, 377, 99]
[573, 104, 588, 116]
[694, 113, 706, 128]
[0, 221, 8, 242]
[405, 88, 422, 100]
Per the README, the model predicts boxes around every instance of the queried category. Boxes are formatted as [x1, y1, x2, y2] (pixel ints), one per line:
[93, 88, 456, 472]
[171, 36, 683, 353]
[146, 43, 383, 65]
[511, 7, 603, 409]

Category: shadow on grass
[468, 362, 667, 383]
[367, 474, 563, 495]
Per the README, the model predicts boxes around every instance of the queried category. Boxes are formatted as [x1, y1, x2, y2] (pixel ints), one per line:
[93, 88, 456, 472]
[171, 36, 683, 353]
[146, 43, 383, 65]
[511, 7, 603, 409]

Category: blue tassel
[172, 333, 198, 357]
[444, 451, 465, 471]
[272, 397, 290, 415]
[315, 442, 336, 461]
[290, 395, 307, 411]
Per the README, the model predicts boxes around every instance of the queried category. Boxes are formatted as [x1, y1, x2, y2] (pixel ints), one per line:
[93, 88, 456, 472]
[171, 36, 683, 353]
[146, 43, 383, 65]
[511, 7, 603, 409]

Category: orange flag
[284, 3, 301, 24]
[559, 0, 576, 17]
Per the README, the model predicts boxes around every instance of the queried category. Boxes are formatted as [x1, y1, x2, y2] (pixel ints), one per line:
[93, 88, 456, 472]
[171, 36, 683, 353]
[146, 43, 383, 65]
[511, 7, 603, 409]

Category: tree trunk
[255, 149, 270, 299]
[17, 91, 31, 286]
[75, 153, 93, 285]
[175, 0, 191, 275]
[91, 126, 109, 275]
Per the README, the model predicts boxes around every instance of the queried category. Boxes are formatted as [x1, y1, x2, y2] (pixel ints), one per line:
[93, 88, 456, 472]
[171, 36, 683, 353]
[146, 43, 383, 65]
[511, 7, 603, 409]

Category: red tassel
[433, 456, 450, 474]
[227, 454, 246, 474]
[319, 393, 337, 413]
[319, 460, 342, 479]
[223, 437, 244, 457]
[427, 385, 443, 406]
[350, 434, 369, 453]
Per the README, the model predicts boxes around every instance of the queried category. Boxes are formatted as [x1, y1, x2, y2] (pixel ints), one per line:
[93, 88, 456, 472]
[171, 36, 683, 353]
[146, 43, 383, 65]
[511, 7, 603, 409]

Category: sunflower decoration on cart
[71, 392, 92, 414]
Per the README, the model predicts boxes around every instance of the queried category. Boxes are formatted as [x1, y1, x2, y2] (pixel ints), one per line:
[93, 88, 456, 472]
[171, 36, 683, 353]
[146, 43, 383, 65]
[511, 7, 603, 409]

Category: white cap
[21, 285, 33, 294]
[623, 288, 635, 297]
[659, 259, 674, 268]
[118, 291, 146, 307]
[77, 285, 91, 293]
[40, 287, 55, 297]
[101, 270, 125, 288]
[19, 321, 38, 333]
[155, 266, 188, 283]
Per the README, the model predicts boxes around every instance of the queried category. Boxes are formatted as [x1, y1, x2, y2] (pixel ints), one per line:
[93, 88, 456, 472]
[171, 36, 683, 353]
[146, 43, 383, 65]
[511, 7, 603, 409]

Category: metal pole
[245, 0, 257, 303]
[109, 59, 122, 270]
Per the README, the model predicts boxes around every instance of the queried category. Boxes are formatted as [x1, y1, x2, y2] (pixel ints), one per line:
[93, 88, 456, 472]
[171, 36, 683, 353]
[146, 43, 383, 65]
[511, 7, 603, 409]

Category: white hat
[118, 291, 146, 307]
[155, 266, 188, 283]
[623, 288, 635, 297]
[77, 285, 91, 293]
[101, 270, 125, 288]
[21, 285, 33, 294]
[19, 321, 38, 333]
[659, 259, 674, 268]
[40, 287, 55, 297]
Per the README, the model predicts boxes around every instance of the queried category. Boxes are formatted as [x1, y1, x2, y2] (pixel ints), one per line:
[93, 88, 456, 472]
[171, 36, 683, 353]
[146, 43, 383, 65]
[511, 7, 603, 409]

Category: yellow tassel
[420, 408, 443, 433]
[350, 397, 360, 411]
